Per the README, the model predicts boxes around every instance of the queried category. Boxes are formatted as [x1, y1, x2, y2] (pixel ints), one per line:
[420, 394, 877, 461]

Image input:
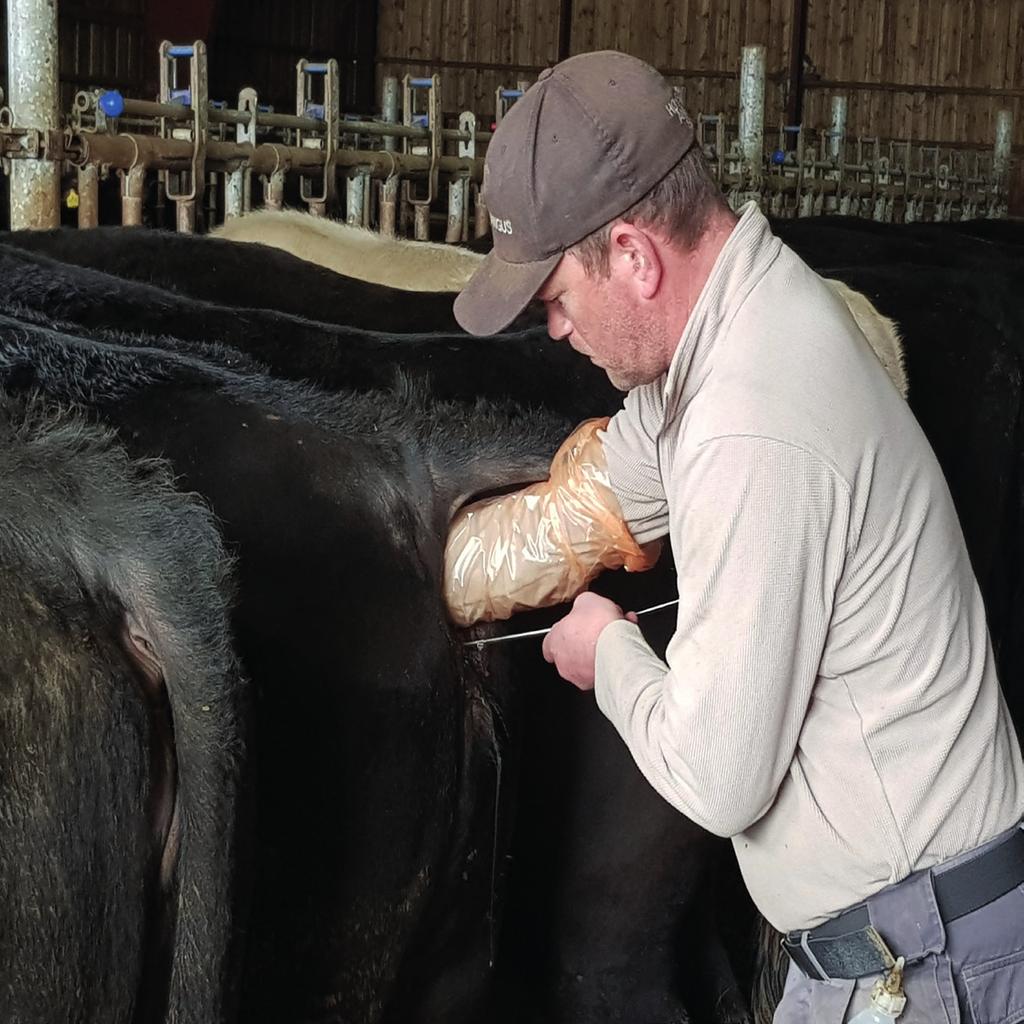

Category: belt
[783, 825, 1024, 981]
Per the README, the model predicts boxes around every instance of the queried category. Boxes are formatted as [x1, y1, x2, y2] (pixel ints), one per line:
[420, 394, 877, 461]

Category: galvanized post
[380, 174, 399, 236]
[6, 0, 60, 228]
[265, 167, 286, 210]
[77, 163, 99, 228]
[993, 108, 1013, 194]
[120, 163, 146, 226]
[446, 178, 466, 243]
[382, 76, 400, 153]
[414, 203, 431, 241]
[474, 190, 490, 239]
[829, 95, 847, 160]
[226, 86, 258, 220]
[738, 45, 766, 178]
[347, 171, 366, 226]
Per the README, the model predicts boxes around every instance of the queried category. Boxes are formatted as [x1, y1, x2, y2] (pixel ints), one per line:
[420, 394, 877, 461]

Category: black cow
[0, 225, 543, 335]
[0, 395, 245, 1023]
[0, 313, 587, 1023]
[3, 221, 1021, 1024]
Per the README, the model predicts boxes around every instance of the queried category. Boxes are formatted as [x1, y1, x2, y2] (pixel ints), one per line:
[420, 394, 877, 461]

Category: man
[453, 50, 1024, 1023]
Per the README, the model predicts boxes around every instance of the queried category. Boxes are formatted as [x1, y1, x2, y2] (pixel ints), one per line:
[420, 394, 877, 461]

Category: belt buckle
[785, 924, 897, 982]
[798, 929, 834, 981]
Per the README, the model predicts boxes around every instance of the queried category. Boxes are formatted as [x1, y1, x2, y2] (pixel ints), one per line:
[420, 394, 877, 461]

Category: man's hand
[542, 592, 638, 691]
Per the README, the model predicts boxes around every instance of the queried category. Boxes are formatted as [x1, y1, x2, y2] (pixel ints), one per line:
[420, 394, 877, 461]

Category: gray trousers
[773, 822, 1024, 1024]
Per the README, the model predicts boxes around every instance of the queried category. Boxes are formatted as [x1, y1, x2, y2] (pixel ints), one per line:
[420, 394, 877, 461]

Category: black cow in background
[0, 395, 245, 1022]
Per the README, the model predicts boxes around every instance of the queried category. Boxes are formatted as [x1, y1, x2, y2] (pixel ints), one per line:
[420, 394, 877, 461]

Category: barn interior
[0, 0, 1021, 231]
[2, 4, 1024, 1024]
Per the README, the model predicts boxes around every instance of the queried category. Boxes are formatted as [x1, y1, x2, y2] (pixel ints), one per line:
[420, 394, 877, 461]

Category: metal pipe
[474, 189, 490, 239]
[382, 76, 400, 152]
[346, 171, 366, 226]
[379, 176, 399, 237]
[829, 95, 847, 160]
[77, 163, 99, 228]
[176, 198, 197, 234]
[120, 164, 146, 226]
[414, 204, 431, 241]
[6, 0, 60, 228]
[96, 93, 493, 144]
[739, 45, 766, 174]
[994, 109, 1013, 190]
[67, 131, 485, 182]
[446, 177, 467, 243]
[264, 168, 286, 210]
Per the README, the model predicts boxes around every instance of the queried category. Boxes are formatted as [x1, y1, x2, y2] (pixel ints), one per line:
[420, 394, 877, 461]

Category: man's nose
[546, 304, 572, 341]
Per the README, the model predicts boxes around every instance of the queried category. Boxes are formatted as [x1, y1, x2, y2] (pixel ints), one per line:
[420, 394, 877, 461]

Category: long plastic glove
[444, 418, 661, 626]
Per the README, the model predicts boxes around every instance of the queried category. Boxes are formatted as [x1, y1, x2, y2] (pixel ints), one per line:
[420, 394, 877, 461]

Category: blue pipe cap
[772, 149, 787, 165]
[99, 90, 125, 117]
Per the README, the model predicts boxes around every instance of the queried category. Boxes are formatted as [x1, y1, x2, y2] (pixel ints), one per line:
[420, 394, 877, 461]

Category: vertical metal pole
[993, 108, 1013, 193]
[474, 190, 489, 239]
[829, 95, 847, 160]
[77, 163, 99, 229]
[6, 0, 60, 228]
[265, 168, 286, 210]
[120, 164, 146, 226]
[176, 198, 197, 234]
[382, 76, 400, 153]
[446, 178, 466, 243]
[225, 170, 245, 219]
[380, 175, 399, 236]
[346, 172, 366, 226]
[739, 45, 766, 174]
[414, 203, 430, 241]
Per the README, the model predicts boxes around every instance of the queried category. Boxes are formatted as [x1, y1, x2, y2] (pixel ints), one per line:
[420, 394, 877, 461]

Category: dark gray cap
[454, 50, 696, 336]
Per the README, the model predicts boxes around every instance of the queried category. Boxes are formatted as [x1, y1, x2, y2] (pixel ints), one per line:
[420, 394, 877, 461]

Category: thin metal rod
[463, 598, 680, 648]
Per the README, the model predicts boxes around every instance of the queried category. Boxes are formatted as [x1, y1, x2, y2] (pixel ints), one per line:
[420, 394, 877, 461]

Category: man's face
[536, 251, 669, 391]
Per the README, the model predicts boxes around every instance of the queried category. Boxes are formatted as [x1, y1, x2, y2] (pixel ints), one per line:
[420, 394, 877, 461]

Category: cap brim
[454, 250, 561, 336]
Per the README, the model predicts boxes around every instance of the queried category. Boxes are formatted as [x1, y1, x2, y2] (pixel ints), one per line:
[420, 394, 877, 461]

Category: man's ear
[608, 222, 662, 300]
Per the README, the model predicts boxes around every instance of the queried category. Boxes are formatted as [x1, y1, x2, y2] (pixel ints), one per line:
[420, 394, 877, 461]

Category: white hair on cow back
[825, 278, 908, 399]
[211, 209, 484, 293]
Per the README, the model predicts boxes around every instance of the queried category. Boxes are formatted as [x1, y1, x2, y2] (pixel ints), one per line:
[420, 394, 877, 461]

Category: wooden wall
[0, 0, 376, 117]
[376, 0, 1022, 158]
[0, 0, 148, 110]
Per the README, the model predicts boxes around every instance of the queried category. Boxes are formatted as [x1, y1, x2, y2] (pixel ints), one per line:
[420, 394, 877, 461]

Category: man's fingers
[625, 611, 639, 624]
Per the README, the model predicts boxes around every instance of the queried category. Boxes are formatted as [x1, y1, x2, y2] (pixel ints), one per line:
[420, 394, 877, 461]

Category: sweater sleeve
[599, 382, 671, 546]
[594, 434, 850, 838]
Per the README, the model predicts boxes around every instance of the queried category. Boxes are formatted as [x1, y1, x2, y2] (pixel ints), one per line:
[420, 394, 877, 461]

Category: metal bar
[463, 599, 680, 649]
[739, 45, 766, 173]
[93, 95, 493, 145]
[67, 131, 485, 181]
[994, 109, 1013, 191]
[446, 177, 466, 243]
[414, 203, 430, 241]
[381, 76, 400, 152]
[6, 0, 60, 229]
[120, 163, 146, 226]
[829, 95, 848, 160]
[76, 163, 99, 228]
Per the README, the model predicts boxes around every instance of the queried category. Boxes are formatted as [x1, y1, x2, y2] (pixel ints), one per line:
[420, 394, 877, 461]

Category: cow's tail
[751, 913, 788, 1024]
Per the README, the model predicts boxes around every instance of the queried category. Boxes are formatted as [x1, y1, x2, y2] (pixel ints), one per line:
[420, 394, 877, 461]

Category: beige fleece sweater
[596, 203, 1024, 932]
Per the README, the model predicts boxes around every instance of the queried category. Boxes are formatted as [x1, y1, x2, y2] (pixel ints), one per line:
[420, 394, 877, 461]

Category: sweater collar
[661, 202, 783, 410]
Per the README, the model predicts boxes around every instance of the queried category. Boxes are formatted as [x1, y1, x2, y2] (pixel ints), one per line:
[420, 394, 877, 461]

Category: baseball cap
[454, 50, 696, 336]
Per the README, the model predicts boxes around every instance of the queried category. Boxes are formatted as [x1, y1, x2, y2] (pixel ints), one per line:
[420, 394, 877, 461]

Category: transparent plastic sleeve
[444, 417, 662, 626]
